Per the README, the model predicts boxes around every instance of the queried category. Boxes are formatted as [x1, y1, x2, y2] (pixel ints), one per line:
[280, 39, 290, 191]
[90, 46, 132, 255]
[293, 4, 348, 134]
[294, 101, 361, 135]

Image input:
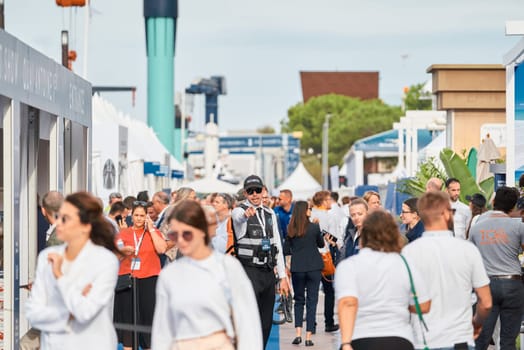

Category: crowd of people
[20, 173, 524, 350]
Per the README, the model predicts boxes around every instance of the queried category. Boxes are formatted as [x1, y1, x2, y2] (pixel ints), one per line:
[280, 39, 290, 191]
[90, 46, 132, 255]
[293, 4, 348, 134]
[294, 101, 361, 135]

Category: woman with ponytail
[26, 191, 120, 350]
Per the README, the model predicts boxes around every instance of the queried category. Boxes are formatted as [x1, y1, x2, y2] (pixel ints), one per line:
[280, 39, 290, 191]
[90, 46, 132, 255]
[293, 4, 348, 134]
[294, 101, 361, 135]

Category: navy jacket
[284, 222, 325, 273]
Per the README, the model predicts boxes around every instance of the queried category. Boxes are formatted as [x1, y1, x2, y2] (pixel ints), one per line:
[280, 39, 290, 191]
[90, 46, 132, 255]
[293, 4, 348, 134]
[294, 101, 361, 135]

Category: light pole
[322, 113, 332, 190]
[0, 0, 4, 30]
[61, 30, 69, 68]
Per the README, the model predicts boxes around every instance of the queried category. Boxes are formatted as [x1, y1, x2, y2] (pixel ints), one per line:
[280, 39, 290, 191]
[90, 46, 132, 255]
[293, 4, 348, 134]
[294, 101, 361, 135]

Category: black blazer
[284, 222, 325, 273]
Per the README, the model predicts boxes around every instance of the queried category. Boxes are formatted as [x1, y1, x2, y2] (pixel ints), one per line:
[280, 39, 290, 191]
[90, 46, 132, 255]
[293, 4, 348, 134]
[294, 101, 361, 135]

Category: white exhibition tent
[183, 177, 241, 194]
[92, 95, 184, 205]
[418, 131, 446, 163]
[277, 162, 321, 200]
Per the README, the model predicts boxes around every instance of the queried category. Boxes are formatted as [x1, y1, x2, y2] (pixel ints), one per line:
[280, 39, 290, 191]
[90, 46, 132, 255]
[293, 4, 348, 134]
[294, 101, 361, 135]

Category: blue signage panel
[171, 169, 184, 179]
[156, 165, 169, 177]
[515, 64, 524, 185]
[219, 135, 300, 149]
[144, 161, 160, 175]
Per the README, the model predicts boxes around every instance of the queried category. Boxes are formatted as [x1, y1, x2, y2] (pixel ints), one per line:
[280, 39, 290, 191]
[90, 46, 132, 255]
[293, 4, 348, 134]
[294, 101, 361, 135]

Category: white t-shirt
[151, 251, 263, 350]
[311, 208, 342, 251]
[329, 205, 346, 239]
[212, 216, 229, 254]
[335, 248, 429, 343]
[402, 230, 490, 349]
[451, 200, 472, 240]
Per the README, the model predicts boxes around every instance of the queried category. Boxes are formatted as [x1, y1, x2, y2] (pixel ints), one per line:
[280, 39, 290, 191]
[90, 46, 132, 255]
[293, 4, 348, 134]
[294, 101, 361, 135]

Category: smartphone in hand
[322, 229, 338, 243]
[115, 215, 123, 225]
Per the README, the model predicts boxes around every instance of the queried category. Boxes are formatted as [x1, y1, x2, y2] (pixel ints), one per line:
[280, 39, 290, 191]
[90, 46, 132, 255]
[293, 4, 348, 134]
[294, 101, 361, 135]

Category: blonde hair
[363, 191, 380, 204]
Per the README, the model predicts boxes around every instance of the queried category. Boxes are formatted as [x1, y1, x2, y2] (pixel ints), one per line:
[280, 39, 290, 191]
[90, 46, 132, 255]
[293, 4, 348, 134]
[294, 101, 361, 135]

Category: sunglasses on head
[167, 230, 194, 242]
[133, 200, 149, 208]
[246, 187, 262, 195]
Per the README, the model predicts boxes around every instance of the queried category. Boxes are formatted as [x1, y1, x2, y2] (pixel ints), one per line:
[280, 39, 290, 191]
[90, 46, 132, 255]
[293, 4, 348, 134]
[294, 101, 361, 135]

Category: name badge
[261, 238, 271, 252]
[131, 257, 141, 271]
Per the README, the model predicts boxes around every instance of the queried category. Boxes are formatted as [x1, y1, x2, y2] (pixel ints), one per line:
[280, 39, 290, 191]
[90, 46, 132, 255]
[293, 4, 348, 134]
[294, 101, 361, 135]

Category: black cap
[465, 193, 486, 208]
[243, 175, 263, 190]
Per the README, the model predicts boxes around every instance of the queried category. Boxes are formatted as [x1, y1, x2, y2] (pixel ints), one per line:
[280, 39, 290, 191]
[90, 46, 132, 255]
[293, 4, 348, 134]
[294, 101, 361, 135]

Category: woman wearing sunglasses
[284, 201, 325, 346]
[400, 198, 424, 243]
[152, 200, 262, 350]
[113, 201, 167, 350]
[26, 192, 119, 350]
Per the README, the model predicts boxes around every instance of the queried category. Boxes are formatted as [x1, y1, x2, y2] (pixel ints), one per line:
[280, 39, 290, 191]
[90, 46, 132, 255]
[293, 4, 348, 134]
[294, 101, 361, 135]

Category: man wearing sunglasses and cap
[231, 174, 290, 348]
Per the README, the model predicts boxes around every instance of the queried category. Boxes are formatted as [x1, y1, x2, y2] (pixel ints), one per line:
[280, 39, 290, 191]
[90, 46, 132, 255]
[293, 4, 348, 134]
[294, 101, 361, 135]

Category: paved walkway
[266, 292, 498, 350]
[267, 292, 339, 350]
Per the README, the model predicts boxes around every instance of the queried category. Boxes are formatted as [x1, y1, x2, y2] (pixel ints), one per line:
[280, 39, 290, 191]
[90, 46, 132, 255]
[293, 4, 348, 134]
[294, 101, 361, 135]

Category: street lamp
[61, 30, 69, 68]
[322, 113, 332, 190]
[0, 0, 4, 30]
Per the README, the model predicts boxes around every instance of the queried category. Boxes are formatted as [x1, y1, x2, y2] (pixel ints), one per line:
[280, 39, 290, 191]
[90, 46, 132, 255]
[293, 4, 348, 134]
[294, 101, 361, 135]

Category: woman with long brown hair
[336, 210, 431, 350]
[26, 192, 119, 350]
[152, 200, 262, 350]
[284, 200, 325, 346]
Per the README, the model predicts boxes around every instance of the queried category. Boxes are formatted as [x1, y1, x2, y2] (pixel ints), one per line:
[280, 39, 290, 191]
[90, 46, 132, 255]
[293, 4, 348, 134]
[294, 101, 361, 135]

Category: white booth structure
[504, 21, 524, 186]
[393, 110, 447, 177]
[342, 111, 445, 187]
[0, 31, 92, 348]
[92, 95, 184, 205]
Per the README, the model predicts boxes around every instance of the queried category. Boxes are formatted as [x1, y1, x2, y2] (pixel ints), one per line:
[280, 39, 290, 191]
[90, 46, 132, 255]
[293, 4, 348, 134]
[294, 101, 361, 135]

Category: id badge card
[261, 238, 271, 252]
[131, 257, 141, 271]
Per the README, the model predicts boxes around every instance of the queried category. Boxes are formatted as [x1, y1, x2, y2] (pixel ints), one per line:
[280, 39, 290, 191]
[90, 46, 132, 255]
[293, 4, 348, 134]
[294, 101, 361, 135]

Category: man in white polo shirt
[445, 178, 471, 239]
[402, 191, 492, 350]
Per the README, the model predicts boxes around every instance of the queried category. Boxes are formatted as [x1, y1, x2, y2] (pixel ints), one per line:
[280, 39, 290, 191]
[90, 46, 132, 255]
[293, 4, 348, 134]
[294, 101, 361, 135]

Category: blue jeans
[291, 270, 322, 332]
[475, 278, 524, 350]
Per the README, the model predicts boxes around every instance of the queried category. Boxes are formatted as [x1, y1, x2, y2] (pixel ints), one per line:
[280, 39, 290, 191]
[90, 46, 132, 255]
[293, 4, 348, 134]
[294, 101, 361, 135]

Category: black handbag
[115, 273, 133, 292]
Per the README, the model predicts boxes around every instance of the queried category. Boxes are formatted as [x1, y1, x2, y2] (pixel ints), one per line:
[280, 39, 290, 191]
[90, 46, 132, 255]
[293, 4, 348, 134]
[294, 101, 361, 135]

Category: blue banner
[515, 64, 524, 184]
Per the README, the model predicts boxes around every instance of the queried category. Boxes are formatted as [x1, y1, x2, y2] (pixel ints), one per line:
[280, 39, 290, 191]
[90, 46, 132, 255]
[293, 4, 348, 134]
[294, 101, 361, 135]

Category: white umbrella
[183, 177, 241, 194]
[476, 135, 501, 183]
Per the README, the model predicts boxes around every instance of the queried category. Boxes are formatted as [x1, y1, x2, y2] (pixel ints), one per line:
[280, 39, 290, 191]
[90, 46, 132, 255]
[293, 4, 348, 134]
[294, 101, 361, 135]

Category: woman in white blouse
[152, 200, 262, 350]
[26, 192, 119, 350]
[335, 210, 431, 350]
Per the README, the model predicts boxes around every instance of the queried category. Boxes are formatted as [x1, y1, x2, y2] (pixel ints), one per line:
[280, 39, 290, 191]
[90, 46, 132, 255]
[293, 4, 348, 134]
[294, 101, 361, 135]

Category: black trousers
[352, 336, 414, 350]
[243, 265, 276, 349]
[321, 274, 335, 327]
[475, 278, 524, 350]
[114, 275, 158, 349]
[292, 270, 321, 332]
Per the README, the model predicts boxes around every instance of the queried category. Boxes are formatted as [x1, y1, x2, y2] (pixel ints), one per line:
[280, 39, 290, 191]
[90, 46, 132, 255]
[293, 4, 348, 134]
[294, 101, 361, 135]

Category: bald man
[425, 177, 443, 192]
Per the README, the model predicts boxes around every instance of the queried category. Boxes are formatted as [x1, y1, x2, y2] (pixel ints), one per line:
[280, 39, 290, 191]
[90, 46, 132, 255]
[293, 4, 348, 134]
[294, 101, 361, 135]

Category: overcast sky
[5, 0, 523, 133]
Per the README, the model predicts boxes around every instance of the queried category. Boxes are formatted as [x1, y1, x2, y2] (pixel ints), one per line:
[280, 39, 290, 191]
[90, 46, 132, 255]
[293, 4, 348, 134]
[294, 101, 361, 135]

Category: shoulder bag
[115, 273, 133, 293]
[399, 254, 429, 350]
[321, 250, 336, 277]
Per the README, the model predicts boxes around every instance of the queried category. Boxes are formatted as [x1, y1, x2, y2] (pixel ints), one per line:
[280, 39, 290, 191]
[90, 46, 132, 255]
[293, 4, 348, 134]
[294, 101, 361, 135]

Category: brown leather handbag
[321, 251, 335, 276]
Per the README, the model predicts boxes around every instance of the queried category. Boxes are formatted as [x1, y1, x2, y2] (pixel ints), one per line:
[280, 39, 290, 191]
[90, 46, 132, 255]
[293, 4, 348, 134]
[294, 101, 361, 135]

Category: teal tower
[144, 0, 178, 158]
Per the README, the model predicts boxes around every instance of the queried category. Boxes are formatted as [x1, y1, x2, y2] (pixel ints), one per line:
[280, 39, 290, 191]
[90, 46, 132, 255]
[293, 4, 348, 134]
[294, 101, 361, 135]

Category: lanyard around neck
[254, 207, 267, 235]
[133, 228, 146, 256]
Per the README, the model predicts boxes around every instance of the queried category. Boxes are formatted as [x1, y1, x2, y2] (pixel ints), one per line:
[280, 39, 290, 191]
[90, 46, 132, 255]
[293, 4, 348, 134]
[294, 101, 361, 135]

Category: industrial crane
[185, 76, 227, 125]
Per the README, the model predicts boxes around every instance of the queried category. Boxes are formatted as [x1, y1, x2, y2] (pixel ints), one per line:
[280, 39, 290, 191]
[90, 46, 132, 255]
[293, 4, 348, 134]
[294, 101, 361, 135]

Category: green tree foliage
[397, 157, 447, 197]
[403, 83, 432, 111]
[281, 94, 402, 167]
[301, 153, 322, 183]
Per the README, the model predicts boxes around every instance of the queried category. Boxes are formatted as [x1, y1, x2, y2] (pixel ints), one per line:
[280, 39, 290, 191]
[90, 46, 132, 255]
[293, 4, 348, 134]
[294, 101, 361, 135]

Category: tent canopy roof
[183, 177, 241, 194]
[278, 163, 321, 200]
